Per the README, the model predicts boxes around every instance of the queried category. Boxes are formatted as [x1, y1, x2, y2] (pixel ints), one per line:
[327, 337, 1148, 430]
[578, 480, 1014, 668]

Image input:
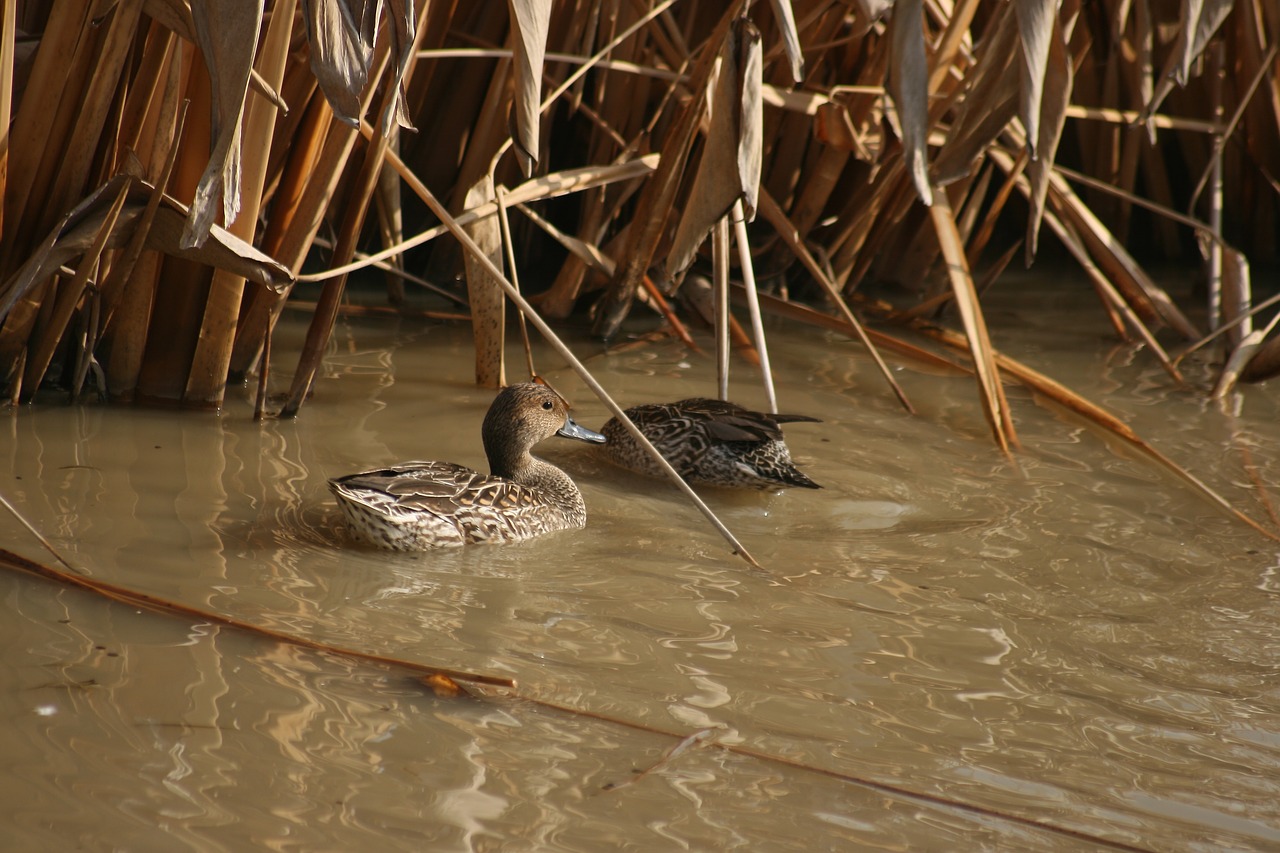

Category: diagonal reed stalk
[366, 122, 761, 568]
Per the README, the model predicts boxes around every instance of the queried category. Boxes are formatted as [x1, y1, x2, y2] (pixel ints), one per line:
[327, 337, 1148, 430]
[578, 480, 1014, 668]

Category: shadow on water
[1, 281, 1278, 851]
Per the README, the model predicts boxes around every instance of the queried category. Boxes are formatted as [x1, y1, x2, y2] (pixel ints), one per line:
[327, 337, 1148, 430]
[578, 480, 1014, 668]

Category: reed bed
[2, 2, 1277, 839]
[0, 0, 1276, 425]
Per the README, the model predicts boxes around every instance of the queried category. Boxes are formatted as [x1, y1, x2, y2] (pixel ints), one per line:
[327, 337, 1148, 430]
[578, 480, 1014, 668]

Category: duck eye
[541, 400, 553, 410]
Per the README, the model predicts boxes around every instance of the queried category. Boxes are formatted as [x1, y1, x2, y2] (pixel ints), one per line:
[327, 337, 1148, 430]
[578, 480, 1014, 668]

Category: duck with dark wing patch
[600, 398, 820, 490]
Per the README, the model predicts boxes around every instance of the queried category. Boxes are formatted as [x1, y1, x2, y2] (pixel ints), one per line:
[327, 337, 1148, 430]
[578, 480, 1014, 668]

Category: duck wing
[665, 398, 821, 443]
[330, 461, 577, 546]
[329, 460, 537, 512]
[330, 461, 483, 501]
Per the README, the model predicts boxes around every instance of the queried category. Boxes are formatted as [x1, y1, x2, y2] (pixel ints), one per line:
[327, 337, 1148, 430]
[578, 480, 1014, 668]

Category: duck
[329, 382, 606, 550]
[599, 397, 821, 490]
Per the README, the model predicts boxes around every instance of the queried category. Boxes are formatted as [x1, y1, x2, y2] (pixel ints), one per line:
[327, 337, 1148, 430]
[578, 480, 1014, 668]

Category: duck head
[482, 383, 605, 477]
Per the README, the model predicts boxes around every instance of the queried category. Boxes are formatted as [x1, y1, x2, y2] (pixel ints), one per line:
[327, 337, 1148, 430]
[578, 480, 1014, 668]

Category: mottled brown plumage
[330, 383, 606, 549]
[600, 398, 821, 490]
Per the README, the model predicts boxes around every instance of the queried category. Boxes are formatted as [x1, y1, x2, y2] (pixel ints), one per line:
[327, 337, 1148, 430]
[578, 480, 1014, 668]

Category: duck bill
[558, 415, 607, 444]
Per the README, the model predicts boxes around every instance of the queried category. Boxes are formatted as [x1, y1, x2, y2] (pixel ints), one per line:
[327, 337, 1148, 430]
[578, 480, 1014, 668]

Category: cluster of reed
[0, 0, 1275, 431]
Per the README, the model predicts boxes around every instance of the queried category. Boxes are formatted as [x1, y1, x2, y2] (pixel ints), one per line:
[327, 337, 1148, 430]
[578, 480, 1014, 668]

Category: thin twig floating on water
[0, 536, 1160, 850]
[520, 692, 1160, 853]
[0, 546, 514, 691]
[0, 493, 83, 575]
[600, 726, 721, 792]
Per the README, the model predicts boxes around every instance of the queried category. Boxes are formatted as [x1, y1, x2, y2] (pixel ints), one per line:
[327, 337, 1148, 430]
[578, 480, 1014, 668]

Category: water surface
[1, 279, 1277, 851]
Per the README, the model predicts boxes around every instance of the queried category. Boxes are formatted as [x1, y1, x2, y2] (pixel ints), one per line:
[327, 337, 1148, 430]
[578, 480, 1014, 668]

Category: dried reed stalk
[184, 0, 298, 407]
[280, 5, 427, 418]
[0, 0, 1276, 415]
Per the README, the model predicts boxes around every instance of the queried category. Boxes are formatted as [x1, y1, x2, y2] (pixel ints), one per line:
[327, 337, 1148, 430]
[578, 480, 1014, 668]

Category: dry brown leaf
[420, 673, 466, 698]
[508, 0, 553, 176]
[142, 0, 196, 41]
[737, 19, 763, 219]
[380, 0, 416, 130]
[887, 0, 932, 205]
[932, 4, 1018, 185]
[1142, 0, 1233, 123]
[666, 17, 762, 278]
[301, 0, 378, 127]
[1174, 0, 1234, 85]
[1024, 10, 1072, 260]
[594, 3, 742, 338]
[852, 0, 896, 36]
[0, 174, 290, 321]
[182, 0, 262, 248]
[1013, 0, 1055, 158]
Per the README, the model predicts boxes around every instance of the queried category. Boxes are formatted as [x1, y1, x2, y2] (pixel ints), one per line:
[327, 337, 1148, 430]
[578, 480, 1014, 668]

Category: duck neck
[490, 450, 584, 515]
[485, 441, 522, 481]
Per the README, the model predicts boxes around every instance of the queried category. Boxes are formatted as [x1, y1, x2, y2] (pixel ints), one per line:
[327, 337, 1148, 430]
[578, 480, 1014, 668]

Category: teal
[600, 398, 821, 490]
[330, 383, 606, 549]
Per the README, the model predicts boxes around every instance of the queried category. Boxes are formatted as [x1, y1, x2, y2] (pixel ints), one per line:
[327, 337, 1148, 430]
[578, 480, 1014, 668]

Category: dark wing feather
[331, 460, 548, 514]
[769, 412, 822, 425]
[621, 398, 821, 444]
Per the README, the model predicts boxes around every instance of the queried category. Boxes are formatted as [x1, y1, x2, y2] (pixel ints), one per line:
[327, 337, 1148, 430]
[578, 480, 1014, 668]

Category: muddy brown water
[1, 279, 1277, 851]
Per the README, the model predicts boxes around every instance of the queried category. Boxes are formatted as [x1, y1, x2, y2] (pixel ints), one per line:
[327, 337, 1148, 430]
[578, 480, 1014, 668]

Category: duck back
[601, 398, 821, 490]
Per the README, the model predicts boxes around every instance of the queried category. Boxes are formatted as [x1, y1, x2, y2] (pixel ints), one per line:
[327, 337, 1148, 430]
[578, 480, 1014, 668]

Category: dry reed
[0, 0, 1275, 435]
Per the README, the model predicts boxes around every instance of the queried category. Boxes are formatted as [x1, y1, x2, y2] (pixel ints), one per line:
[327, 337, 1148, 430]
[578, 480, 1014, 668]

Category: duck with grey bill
[329, 382, 606, 550]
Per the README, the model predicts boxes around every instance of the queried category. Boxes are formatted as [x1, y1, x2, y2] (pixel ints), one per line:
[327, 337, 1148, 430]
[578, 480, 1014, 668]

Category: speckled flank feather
[600, 398, 821, 490]
[329, 383, 606, 550]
